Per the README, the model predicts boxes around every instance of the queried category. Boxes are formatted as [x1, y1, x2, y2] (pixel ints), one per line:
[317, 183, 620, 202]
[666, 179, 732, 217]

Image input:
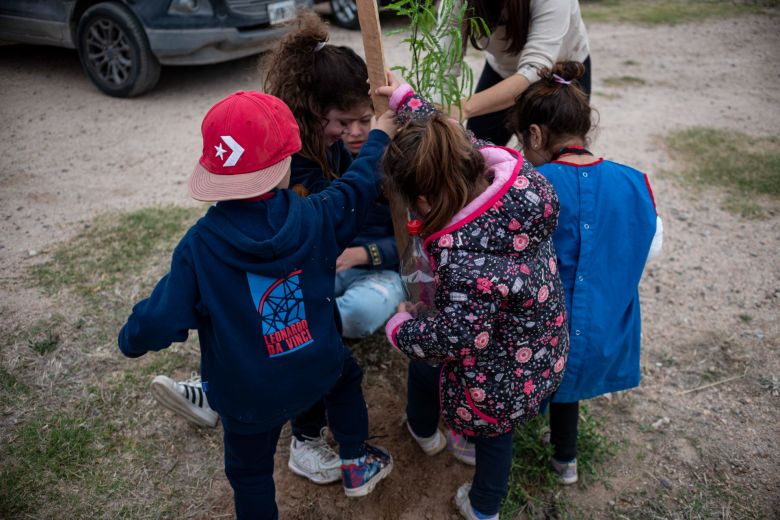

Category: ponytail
[507, 61, 594, 153]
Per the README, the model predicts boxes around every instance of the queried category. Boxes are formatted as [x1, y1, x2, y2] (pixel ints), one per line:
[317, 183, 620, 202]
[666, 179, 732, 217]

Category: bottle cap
[406, 219, 423, 236]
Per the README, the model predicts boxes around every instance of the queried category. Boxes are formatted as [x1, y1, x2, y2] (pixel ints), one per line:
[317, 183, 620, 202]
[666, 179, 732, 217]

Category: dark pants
[466, 56, 593, 146]
[291, 306, 346, 440]
[405, 360, 512, 516]
[549, 400, 579, 462]
[223, 356, 368, 519]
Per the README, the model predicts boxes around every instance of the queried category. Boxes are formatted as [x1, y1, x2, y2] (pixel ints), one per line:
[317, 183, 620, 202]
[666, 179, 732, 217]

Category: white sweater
[445, 0, 590, 83]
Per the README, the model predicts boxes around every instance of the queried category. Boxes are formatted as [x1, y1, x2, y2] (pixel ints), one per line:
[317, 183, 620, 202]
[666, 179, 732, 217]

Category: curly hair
[264, 11, 370, 179]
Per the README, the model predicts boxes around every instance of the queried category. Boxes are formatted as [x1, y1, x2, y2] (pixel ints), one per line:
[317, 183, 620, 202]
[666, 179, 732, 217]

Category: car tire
[76, 2, 160, 98]
[330, 0, 360, 30]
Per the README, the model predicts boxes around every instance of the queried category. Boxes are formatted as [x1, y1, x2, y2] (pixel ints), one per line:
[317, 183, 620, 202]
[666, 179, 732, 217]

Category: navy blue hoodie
[118, 130, 389, 434]
[291, 141, 398, 270]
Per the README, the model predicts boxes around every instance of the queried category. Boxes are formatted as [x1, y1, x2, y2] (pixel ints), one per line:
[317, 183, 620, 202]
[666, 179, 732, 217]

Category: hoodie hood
[424, 146, 560, 259]
[196, 190, 318, 274]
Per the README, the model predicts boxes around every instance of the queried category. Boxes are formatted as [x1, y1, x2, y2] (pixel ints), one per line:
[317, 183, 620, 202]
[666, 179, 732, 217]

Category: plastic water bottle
[400, 219, 436, 313]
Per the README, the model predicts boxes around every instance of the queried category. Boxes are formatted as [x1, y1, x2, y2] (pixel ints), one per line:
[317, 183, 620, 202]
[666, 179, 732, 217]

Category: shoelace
[301, 429, 339, 462]
[181, 372, 202, 387]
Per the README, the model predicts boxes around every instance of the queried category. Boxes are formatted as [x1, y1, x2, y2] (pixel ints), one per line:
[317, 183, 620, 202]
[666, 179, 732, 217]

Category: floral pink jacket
[385, 106, 569, 436]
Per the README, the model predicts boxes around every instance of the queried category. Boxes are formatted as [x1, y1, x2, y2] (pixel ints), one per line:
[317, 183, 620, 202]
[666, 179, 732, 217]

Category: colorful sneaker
[151, 374, 218, 428]
[407, 422, 447, 456]
[551, 457, 578, 485]
[288, 428, 341, 484]
[446, 429, 476, 466]
[454, 482, 499, 520]
[341, 444, 393, 498]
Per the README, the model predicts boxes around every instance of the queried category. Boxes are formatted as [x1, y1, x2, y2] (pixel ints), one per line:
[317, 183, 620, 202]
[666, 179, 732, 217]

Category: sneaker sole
[150, 377, 218, 428]
[287, 459, 341, 485]
[343, 459, 394, 498]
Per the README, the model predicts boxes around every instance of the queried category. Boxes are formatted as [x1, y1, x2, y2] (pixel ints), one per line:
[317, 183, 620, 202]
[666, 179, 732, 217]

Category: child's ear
[529, 124, 544, 150]
[415, 195, 432, 216]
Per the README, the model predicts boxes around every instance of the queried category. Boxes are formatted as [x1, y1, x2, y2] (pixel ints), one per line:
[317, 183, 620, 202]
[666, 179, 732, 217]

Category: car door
[0, 0, 75, 47]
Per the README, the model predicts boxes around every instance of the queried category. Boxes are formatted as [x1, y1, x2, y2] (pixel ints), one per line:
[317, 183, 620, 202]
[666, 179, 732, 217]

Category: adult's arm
[457, 0, 574, 120]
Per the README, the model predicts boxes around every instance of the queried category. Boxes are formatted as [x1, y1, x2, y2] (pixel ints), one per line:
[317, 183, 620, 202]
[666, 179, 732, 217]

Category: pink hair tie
[552, 74, 571, 85]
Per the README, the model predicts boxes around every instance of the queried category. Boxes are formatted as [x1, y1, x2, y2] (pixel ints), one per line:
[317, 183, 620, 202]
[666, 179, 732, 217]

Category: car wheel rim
[85, 19, 133, 87]
[331, 0, 356, 23]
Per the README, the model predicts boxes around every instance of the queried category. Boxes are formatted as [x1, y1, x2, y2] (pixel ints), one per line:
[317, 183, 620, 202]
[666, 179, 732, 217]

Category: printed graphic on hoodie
[247, 270, 314, 358]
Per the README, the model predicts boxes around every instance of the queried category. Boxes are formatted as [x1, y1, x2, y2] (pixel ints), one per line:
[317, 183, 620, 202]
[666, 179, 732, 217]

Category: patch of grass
[501, 406, 617, 517]
[28, 329, 60, 354]
[0, 366, 30, 409]
[581, 0, 780, 25]
[612, 474, 762, 519]
[30, 206, 201, 299]
[603, 75, 647, 87]
[738, 313, 753, 323]
[622, 59, 640, 66]
[594, 91, 622, 100]
[0, 356, 218, 518]
[665, 127, 780, 217]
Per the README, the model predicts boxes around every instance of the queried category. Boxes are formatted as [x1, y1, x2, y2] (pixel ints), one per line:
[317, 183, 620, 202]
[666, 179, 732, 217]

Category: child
[380, 78, 570, 520]
[507, 61, 663, 484]
[118, 90, 395, 518]
[149, 13, 405, 487]
[263, 12, 407, 484]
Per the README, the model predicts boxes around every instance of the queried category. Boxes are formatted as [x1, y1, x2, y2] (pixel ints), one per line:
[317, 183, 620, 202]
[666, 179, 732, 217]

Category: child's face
[322, 103, 374, 153]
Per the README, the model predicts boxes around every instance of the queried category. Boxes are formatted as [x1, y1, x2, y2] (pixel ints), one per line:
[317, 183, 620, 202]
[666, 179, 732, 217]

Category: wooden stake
[355, 0, 409, 258]
[356, 0, 389, 114]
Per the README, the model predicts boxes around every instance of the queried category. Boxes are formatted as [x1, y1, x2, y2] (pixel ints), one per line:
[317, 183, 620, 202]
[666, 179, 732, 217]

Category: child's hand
[397, 301, 415, 314]
[375, 70, 402, 99]
[372, 109, 398, 139]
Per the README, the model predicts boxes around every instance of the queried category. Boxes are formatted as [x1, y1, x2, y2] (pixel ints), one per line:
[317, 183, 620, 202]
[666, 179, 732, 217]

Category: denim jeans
[224, 355, 368, 519]
[335, 268, 405, 339]
[406, 360, 512, 515]
[291, 268, 402, 440]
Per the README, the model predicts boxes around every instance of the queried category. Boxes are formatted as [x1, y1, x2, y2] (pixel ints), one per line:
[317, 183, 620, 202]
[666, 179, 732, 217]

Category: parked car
[0, 0, 313, 97]
[318, 0, 392, 30]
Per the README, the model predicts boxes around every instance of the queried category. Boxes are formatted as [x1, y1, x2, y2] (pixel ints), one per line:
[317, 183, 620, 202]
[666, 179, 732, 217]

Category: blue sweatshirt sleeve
[359, 235, 399, 270]
[118, 247, 200, 358]
[311, 129, 390, 249]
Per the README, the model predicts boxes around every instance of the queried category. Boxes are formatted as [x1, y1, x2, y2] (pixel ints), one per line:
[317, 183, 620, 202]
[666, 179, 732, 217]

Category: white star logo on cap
[214, 143, 227, 160]
[220, 136, 244, 167]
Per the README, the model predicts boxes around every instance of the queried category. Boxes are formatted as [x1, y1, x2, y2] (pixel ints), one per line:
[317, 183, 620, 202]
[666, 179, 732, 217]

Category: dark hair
[264, 11, 370, 178]
[464, 0, 531, 55]
[383, 113, 487, 236]
[507, 61, 594, 153]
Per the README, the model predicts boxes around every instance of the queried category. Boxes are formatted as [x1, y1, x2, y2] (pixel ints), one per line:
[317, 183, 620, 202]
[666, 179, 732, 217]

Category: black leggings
[466, 56, 593, 146]
[549, 400, 579, 462]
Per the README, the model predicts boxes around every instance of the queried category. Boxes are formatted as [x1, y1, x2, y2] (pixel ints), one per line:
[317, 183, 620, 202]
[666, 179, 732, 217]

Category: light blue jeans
[335, 268, 405, 339]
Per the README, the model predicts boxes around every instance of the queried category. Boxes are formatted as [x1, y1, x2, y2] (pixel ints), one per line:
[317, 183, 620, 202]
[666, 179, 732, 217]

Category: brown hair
[464, 0, 531, 55]
[507, 61, 594, 153]
[383, 113, 487, 236]
[264, 11, 370, 179]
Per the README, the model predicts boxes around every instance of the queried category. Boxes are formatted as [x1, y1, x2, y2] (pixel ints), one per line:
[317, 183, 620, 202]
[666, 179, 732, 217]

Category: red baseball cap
[189, 91, 302, 202]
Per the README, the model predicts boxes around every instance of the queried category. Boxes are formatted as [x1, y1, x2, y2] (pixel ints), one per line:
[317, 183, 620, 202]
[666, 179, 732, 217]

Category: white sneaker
[551, 457, 578, 485]
[454, 482, 499, 520]
[407, 422, 447, 456]
[151, 374, 218, 428]
[288, 428, 341, 484]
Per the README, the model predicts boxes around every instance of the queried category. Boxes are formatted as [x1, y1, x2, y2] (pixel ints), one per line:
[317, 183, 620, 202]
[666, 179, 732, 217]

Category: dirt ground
[1, 10, 779, 520]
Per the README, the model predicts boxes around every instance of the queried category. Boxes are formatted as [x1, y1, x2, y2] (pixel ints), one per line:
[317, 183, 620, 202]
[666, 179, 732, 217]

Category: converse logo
[214, 135, 245, 167]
